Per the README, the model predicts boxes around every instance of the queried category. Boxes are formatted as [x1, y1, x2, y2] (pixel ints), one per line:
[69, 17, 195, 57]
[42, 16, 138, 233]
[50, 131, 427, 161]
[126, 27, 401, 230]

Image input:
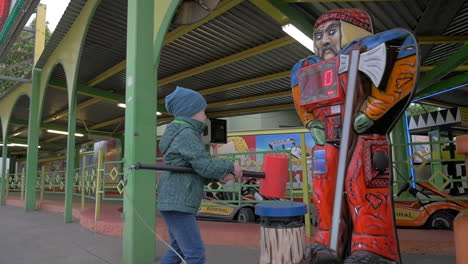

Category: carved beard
[320, 44, 340, 60]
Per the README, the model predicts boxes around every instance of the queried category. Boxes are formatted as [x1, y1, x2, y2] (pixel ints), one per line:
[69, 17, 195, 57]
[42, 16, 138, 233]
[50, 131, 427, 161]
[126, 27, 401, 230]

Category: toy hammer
[131, 153, 290, 198]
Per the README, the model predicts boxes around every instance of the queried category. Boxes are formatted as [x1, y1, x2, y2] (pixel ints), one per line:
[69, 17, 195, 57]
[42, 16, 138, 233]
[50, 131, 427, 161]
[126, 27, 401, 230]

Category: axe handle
[132, 162, 265, 178]
[329, 50, 360, 252]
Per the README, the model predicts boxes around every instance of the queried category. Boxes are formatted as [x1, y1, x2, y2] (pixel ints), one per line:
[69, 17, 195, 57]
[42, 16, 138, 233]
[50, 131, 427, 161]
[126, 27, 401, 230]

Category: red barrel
[259, 153, 290, 198]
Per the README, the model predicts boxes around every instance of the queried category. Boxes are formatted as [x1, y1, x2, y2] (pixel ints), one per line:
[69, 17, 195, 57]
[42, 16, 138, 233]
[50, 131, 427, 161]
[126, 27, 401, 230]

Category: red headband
[314, 9, 373, 33]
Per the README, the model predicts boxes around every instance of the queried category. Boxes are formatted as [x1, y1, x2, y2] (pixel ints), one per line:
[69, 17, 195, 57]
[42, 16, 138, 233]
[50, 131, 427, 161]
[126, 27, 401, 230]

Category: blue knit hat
[165, 86, 207, 117]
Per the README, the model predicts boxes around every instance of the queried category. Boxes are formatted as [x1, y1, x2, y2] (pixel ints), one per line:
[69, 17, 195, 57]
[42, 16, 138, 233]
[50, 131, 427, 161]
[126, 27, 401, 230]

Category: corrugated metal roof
[422, 1, 468, 65]
[76, 0, 127, 83]
[159, 1, 284, 79]
[429, 89, 468, 108]
[159, 43, 308, 98]
[290, 0, 429, 32]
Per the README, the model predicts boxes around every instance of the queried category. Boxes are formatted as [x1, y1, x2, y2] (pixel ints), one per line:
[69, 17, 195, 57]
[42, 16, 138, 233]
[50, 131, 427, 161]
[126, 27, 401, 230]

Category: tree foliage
[0, 19, 51, 95]
[406, 103, 443, 117]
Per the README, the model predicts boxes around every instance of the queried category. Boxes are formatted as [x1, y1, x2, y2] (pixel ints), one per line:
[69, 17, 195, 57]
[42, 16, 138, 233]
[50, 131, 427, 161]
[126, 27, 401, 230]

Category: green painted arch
[4, 93, 31, 136]
[0, 83, 32, 138]
[39, 61, 69, 120]
[153, 0, 182, 69]
[37, 0, 101, 122]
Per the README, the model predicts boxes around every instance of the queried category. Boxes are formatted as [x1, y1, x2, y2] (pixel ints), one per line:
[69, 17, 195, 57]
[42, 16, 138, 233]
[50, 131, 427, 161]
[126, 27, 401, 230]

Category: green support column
[25, 68, 42, 211]
[64, 92, 78, 223]
[390, 115, 412, 197]
[0, 137, 8, 205]
[123, 0, 156, 263]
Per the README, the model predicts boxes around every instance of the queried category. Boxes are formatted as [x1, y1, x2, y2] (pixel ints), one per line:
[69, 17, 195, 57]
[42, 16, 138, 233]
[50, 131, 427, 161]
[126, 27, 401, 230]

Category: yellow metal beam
[34, 4, 46, 65]
[209, 103, 294, 118]
[418, 99, 457, 108]
[421, 65, 468, 72]
[199, 71, 290, 96]
[228, 127, 308, 137]
[207, 91, 291, 109]
[164, 0, 244, 45]
[42, 97, 101, 123]
[157, 70, 290, 104]
[89, 116, 125, 130]
[10, 97, 104, 139]
[159, 36, 294, 86]
[86, 60, 127, 87]
[44, 135, 64, 143]
[249, 0, 290, 24]
[418, 36, 468, 44]
[42, 116, 125, 144]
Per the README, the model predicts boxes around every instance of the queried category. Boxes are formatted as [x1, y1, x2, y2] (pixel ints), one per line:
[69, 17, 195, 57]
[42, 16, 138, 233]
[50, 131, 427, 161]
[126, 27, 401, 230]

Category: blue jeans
[160, 211, 205, 264]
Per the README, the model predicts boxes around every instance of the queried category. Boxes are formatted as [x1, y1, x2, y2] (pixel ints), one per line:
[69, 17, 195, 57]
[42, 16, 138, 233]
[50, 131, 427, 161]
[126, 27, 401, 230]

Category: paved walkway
[0, 205, 456, 263]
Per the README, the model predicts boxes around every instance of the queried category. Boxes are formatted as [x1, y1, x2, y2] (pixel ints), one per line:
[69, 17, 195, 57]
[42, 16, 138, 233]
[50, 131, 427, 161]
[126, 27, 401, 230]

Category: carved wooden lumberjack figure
[290, 9, 419, 263]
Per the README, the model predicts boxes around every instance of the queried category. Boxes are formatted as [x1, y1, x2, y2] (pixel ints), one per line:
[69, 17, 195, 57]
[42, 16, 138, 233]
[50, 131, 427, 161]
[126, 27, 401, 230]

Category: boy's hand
[233, 163, 244, 178]
[221, 173, 235, 183]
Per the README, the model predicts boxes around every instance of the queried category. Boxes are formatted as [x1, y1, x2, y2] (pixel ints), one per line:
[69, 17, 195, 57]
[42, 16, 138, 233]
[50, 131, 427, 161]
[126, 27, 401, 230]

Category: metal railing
[392, 139, 467, 202]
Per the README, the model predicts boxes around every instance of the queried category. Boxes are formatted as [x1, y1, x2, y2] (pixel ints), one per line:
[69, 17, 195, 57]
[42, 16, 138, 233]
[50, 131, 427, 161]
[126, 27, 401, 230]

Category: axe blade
[339, 43, 387, 88]
[358, 43, 387, 88]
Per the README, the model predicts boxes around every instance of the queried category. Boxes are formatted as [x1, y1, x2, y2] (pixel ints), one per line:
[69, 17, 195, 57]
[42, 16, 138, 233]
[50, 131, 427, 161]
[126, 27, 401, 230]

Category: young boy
[158, 86, 243, 264]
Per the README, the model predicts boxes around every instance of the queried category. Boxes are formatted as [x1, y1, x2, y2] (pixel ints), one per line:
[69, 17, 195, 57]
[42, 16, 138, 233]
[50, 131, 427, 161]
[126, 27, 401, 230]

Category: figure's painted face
[314, 20, 341, 60]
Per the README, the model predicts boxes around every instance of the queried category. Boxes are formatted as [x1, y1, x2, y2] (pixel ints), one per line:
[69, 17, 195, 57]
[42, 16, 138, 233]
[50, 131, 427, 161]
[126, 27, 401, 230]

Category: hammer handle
[132, 162, 265, 178]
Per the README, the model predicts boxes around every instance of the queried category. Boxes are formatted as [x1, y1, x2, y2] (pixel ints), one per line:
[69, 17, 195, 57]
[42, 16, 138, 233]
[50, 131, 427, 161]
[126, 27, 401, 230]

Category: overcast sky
[28, 0, 71, 32]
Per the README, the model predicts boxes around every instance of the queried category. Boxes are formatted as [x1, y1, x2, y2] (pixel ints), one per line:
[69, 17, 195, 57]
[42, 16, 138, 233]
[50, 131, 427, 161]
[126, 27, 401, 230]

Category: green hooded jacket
[157, 116, 234, 214]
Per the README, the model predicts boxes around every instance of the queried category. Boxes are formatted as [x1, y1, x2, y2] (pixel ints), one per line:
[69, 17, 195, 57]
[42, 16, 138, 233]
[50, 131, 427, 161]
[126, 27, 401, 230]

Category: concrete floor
[0, 205, 456, 264]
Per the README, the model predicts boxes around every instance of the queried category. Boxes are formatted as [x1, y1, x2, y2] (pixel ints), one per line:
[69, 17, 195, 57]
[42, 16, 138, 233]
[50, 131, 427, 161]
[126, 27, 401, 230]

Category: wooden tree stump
[259, 225, 306, 263]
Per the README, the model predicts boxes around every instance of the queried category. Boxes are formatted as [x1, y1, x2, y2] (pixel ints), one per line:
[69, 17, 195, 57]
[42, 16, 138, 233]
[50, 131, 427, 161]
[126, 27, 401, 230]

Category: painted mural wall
[211, 132, 315, 188]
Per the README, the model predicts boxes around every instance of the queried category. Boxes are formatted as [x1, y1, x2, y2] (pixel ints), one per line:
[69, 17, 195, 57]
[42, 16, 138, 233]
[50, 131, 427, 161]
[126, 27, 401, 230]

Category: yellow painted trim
[207, 91, 291, 109]
[249, 0, 290, 24]
[34, 4, 47, 65]
[159, 36, 294, 86]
